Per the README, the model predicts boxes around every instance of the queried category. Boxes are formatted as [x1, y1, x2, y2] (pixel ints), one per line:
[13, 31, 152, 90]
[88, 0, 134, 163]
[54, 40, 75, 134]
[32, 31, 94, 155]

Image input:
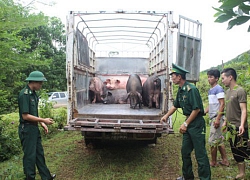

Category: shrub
[0, 114, 21, 162]
[38, 91, 67, 138]
[0, 93, 67, 162]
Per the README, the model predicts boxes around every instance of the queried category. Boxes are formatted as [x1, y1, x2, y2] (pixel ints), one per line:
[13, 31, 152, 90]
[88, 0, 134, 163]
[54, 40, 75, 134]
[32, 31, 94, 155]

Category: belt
[211, 114, 217, 119]
[186, 114, 203, 119]
[20, 121, 38, 126]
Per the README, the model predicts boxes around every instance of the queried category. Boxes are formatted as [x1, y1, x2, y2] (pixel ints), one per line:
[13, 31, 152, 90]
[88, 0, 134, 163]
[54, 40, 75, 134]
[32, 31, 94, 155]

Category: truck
[64, 10, 202, 146]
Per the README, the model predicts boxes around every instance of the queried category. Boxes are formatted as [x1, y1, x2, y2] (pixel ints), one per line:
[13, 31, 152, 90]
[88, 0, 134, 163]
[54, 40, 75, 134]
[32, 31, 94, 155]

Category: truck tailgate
[65, 104, 169, 134]
[65, 118, 170, 134]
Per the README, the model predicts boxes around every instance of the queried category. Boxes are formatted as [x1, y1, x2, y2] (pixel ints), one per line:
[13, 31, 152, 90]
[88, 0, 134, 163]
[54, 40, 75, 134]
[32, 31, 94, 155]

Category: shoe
[49, 174, 56, 180]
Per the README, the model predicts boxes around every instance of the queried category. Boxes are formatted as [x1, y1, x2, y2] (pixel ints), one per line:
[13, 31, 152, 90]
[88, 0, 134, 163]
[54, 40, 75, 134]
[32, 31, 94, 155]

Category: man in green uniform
[18, 71, 56, 180]
[161, 64, 211, 180]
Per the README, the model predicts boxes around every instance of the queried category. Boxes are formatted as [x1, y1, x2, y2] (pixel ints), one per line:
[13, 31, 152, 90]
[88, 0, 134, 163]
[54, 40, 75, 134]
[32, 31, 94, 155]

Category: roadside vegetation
[1, 109, 249, 179]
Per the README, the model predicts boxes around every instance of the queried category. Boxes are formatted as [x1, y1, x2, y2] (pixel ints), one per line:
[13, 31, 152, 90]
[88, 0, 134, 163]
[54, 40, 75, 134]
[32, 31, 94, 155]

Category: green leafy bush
[0, 114, 21, 162]
[0, 94, 67, 162]
[38, 91, 67, 138]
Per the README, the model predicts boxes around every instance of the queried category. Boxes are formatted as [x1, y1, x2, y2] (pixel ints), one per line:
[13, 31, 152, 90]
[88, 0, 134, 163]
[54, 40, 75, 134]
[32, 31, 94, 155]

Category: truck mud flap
[64, 118, 170, 134]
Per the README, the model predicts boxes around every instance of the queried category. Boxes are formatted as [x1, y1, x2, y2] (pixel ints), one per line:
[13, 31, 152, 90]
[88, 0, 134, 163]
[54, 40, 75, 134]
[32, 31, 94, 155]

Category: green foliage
[38, 91, 67, 138]
[0, 1, 66, 115]
[222, 122, 237, 142]
[0, 114, 21, 162]
[38, 90, 54, 118]
[0, 90, 12, 114]
[0, 158, 25, 180]
[213, 0, 250, 31]
[53, 107, 67, 129]
[0, 105, 67, 163]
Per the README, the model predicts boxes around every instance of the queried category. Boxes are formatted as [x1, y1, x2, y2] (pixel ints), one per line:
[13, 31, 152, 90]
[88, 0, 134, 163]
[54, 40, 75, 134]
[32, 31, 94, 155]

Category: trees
[0, 0, 66, 114]
[0, 0, 49, 113]
[213, 0, 250, 32]
[18, 16, 66, 92]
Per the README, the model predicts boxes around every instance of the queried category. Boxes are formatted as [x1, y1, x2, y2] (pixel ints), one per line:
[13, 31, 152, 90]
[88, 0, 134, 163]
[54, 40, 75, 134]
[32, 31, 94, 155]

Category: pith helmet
[169, 63, 189, 75]
[25, 71, 47, 82]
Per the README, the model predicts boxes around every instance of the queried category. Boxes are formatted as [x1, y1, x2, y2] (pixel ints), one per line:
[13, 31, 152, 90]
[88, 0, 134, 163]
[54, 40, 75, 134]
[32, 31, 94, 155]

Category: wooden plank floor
[78, 104, 161, 116]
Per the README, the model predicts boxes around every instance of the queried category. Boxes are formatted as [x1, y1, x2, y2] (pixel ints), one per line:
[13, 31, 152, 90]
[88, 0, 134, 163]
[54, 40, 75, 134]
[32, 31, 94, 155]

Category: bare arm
[214, 98, 225, 128]
[204, 107, 209, 114]
[22, 114, 53, 125]
[238, 102, 247, 135]
[160, 106, 177, 123]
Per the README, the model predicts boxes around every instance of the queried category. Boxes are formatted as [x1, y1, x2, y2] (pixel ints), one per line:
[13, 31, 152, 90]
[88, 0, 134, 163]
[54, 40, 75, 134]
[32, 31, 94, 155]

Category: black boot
[49, 174, 56, 180]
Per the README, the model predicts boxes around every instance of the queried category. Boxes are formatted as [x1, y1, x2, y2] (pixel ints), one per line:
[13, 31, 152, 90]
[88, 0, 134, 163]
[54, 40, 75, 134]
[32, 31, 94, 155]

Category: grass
[1, 111, 250, 179]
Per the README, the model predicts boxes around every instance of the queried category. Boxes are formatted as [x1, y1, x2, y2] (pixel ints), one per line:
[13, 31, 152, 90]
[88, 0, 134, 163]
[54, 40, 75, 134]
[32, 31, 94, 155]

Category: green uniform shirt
[173, 81, 204, 116]
[18, 85, 39, 123]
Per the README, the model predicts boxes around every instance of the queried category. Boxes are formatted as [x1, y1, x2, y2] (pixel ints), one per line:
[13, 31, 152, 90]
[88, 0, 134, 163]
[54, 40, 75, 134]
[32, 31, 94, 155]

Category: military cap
[25, 71, 47, 82]
[169, 63, 189, 75]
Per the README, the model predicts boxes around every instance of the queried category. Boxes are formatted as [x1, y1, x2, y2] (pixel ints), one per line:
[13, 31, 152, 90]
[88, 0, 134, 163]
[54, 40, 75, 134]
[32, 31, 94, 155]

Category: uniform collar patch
[24, 89, 29, 94]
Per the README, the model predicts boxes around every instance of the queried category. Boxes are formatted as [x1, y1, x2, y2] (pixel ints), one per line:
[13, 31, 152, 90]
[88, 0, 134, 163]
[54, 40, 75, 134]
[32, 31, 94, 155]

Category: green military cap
[169, 63, 189, 75]
[25, 71, 47, 82]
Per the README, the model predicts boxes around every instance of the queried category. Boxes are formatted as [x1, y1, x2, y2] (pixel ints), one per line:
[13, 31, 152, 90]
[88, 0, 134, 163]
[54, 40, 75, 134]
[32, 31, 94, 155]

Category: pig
[104, 77, 128, 90]
[103, 89, 128, 104]
[142, 76, 161, 109]
[126, 74, 143, 109]
[103, 91, 115, 104]
[104, 76, 148, 90]
[89, 77, 106, 103]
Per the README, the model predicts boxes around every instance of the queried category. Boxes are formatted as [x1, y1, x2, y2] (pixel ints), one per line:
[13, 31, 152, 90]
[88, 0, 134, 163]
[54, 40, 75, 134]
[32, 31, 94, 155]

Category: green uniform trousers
[181, 117, 211, 180]
[18, 123, 51, 180]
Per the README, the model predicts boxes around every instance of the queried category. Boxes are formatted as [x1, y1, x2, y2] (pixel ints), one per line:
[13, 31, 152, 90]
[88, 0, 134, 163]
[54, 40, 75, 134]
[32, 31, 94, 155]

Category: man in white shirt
[205, 69, 229, 167]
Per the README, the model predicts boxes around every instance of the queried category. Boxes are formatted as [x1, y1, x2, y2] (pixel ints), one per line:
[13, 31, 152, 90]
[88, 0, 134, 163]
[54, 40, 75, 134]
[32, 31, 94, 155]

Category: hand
[213, 119, 220, 129]
[40, 122, 49, 134]
[160, 115, 168, 123]
[238, 125, 245, 136]
[43, 118, 54, 125]
[179, 124, 187, 134]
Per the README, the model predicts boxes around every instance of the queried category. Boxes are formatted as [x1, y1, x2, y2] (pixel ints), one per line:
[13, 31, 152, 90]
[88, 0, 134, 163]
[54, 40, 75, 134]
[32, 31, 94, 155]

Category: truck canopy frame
[74, 10, 170, 54]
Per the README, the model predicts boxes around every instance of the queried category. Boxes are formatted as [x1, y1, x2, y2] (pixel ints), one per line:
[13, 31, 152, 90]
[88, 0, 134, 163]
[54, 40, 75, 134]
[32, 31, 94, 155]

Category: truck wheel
[84, 138, 103, 149]
[84, 138, 91, 146]
[91, 139, 103, 149]
[143, 137, 157, 145]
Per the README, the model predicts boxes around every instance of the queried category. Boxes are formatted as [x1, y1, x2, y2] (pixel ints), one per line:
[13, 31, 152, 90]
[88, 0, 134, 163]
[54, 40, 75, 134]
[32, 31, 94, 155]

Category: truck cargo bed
[77, 104, 162, 120]
[65, 104, 171, 135]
